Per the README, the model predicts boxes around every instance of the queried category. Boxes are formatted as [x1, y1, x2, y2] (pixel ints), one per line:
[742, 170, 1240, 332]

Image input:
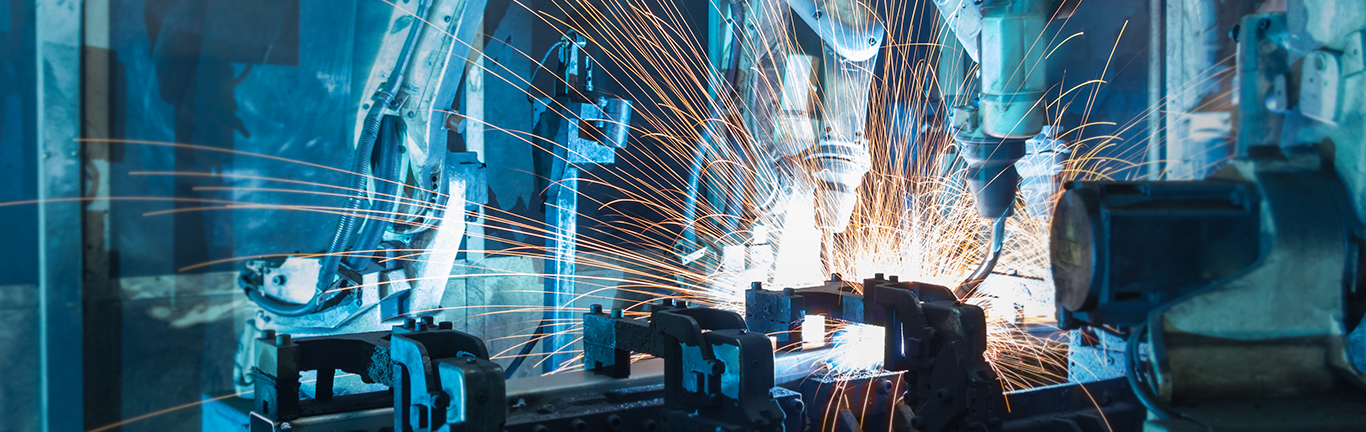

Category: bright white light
[826, 323, 885, 373]
[771, 190, 827, 288]
[802, 315, 827, 349]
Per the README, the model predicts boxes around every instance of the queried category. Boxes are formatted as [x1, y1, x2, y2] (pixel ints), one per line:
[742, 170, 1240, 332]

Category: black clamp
[583, 300, 790, 432]
[249, 317, 505, 432]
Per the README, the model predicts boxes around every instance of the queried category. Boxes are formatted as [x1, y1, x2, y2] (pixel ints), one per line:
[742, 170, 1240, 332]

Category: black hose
[345, 115, 405, 269]
[317, 0, 432, 291]
[955, 216, 1006, 298]
[1127, 321, 1183, 420]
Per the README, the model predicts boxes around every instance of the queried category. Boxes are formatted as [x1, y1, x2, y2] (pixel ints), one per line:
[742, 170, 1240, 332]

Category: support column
[36, 0, 85, 430]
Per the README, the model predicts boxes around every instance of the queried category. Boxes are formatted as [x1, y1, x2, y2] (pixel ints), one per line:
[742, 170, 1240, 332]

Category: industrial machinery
[15, 0, 1366, 431]
[241, 0, 1366, 431]
[1051, 6, 1366, 429]
[247, 275, 1146, 432]
[228, 0, 491, 394]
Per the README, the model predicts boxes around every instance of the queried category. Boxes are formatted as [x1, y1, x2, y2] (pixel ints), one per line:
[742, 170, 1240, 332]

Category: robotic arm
[234, 0, 489, 394]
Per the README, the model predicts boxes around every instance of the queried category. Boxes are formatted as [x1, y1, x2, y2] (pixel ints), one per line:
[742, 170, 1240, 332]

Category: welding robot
[675, 0, 1066, 297]
[233, 1, 1366, 432]
[230, 0, 491, 395]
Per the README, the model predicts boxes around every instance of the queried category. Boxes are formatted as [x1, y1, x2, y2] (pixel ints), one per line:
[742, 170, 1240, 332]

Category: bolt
[1229, 24, 1241, 42]
[642, 419, 659, 432]
[404, 318, 416, 329]
[1316, 53, 1328, 71]
[431, 393, 450, 407]
[611, 309, 624, 318]
[869, 37, 877, 46]
[477, 391, 487, 403]
[407, 111, 415, 118]
[889, 275, 899, 282]
[590, 304, 603, 314]
[935, 388, 952, 402]
[661, 298, 674, 306]
[534, 425, 551, 432]
[279, 422, 293, 431]
[813, 9, 823, 19]
[875, 273, 885, 280]
[606, 414, 624, 430]
[439, 321, 454, 329]
[878, 379, 892, 394]
[271, 275, 287, 286]
[1258, 19, 1270, 30]
[709, 359, 726, 375]
[443, 15, 451, 22]
[262, 329, 276, 340]
[465, 357, 476, 363]
[421, 316, 435, 326]
[751, 281, 763, 290]
[571, 418, 588, 432]
[276, 334, 291, 345]
[911, 416, 925, 429]
[783, 288, 795, 296]
[1265, 93, 1283, 113]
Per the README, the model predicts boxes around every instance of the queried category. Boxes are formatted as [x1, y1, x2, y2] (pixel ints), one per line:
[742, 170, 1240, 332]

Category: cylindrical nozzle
[958, 135, 1025, 219]
[808, 140, 871, 233]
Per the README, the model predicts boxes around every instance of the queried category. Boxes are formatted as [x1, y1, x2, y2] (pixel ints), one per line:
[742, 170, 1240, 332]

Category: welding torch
[939, 0, 1050, 298]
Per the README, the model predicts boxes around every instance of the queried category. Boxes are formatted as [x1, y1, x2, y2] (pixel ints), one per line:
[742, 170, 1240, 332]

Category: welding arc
[955, 216, 1006, 298]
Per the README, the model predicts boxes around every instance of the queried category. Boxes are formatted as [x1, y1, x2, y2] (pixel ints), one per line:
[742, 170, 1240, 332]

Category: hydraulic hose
[316, 0, 432, 295]
[345, 115, 405, 269]
[955, 216, 1006, 298]
[249, 0, 431, 317]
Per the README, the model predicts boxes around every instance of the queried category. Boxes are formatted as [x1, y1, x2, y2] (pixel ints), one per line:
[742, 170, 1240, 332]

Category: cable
[525, 42, 564, 100]
[955, 216, 1006, 298]
[345, 115, 405, 269]
[1126, 321, 1183, 420]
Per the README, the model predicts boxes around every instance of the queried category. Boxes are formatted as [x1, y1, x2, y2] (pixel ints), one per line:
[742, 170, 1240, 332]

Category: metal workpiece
[583, 301, 791, 432]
